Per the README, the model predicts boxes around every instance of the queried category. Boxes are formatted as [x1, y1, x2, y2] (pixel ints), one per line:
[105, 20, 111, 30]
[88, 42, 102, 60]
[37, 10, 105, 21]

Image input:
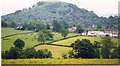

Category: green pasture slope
[1, 27, 33, 37]
[1, 27, 118, 59]
[1, 29, 79, 51]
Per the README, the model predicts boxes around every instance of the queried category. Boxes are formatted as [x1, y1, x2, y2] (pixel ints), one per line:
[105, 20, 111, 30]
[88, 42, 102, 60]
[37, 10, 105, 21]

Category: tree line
[62, 37, 120, 59]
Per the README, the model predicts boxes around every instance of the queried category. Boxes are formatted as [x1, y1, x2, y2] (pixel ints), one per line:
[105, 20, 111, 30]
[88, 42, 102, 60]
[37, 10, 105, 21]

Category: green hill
[1, 1, 118, 28]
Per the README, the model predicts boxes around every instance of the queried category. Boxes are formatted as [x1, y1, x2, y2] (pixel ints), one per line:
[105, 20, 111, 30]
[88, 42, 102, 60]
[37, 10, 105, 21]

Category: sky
[0, 0, 119, 17]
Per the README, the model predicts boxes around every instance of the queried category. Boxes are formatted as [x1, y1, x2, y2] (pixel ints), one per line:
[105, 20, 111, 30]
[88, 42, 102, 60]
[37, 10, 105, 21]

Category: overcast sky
[0, 0, 119, 17]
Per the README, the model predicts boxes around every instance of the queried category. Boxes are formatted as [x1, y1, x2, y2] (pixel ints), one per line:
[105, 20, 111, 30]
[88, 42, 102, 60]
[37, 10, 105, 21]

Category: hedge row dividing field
[2, 59, 119, 65]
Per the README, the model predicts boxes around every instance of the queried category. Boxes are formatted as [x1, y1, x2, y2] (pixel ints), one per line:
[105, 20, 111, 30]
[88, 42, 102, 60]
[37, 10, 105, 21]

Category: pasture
[35, 45, 72, 58]
[2, 59, 119, 64]
[1, 28, 79, 51]
[1, 27, 33, 37]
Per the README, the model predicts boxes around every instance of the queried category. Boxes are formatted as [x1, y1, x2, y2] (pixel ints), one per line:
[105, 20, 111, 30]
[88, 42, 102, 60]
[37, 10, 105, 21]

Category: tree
[23, 22, 29, 30]
[35, 22, 46, 32]
[1, 19, 7, 27]
[71, 39, 100, 58]
[38, 31, 48, 44]
[28, 22, 34, 30]
[42, 30, 53, 39]
[46, 24, 50, 29]
[19, 47, 36, 58]
[61, 29, 68, 38]
[101, 37, 113, 58]
[75, 24, 84, 33]
[11, 21, 16, 28]
[35, 49, 52, 58]
[60, 20, 69, 29]
[52, 20, 63, 32]
[2, 47, 20, 59]
[13, 39, 25, 49]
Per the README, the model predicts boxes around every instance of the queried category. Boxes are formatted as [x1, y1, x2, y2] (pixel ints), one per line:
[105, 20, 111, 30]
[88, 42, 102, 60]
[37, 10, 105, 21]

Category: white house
[87, 31, 104, 36]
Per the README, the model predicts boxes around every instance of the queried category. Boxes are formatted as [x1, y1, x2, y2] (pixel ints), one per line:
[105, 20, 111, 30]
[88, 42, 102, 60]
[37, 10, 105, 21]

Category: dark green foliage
[68, 50, 75, 58]
[61, 29, 68, 38]
[62, 54, 67, 59]
[22, 22, 29, 30]
[10, 21, 16, 28]
[60, 20, 69, 29]
[101, 37, 113, 59]
[20, 47, 36, 58]
[53, 20, 63, 32]
[13, 39, 25, 49]
[46, 24, 50, 29]
[42, 30, 53, 38]
[75, 24, 84, 33]
[1, 19, 7, 27]
[2, 47, 20, 59]
[37, 30, 53, 43]
[35, 22, 46, 32]
[28, 22, 35, 30]
[2, 47, 52, 59]
[111, 46, 120, 58]
[38, 31, 48, 44]
[70, 39, 100, 58]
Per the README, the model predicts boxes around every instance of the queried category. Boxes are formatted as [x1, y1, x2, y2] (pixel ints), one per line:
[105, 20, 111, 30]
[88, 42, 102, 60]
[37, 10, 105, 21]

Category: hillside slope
[1, 1, 118, 27]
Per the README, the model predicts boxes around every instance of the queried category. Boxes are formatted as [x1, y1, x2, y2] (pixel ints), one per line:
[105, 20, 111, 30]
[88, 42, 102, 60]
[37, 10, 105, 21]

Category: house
[87, 31, 104, 37]
[104, 29, 119, 38]
[81, 33, 86, 36]
[17, 26, 23, 29]
[68, 27, 76, 32]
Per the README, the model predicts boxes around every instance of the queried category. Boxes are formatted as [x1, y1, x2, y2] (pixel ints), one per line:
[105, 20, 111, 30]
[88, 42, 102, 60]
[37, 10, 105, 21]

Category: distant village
[68, 27, 119, 38]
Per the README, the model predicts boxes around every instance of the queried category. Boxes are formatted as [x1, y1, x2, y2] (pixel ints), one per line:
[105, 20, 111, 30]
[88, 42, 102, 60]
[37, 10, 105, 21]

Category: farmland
[1, 27, 33, 37]
[1, 28, 79, 51]
[1, 28, 119, 65]
[2, 59, 119, 65]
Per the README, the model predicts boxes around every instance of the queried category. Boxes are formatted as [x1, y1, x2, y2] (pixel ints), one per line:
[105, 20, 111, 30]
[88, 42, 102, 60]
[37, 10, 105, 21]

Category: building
[87, 31, 104, 37]
[104, 29, 119, 38]
[68, 27, 76, 32]
[17, 26, 23, 29]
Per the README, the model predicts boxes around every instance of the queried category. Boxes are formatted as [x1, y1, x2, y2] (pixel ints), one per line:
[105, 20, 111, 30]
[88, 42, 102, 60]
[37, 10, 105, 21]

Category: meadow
[1, 28, 79, 51]
[1, 27, 33, 37]
[2, 59, 119, 65]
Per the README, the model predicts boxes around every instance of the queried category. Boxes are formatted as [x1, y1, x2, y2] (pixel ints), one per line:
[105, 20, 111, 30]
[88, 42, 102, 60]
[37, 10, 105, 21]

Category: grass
[1, 31, 79, 51]
[35, 45, 72, 58]
[52, 36, 101, 46]
[2, 59, 119, 64]
[52, 36, 118, 46]
[1, 27, 33, 37]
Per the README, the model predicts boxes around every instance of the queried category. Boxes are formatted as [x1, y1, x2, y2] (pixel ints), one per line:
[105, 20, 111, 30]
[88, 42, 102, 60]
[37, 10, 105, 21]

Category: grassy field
[1, 30, 79, 51]
[52, 36, 118, 46]
[2, 59, 119, 64]
[1, 27, 33, 37]
[35, 45, 72, 58]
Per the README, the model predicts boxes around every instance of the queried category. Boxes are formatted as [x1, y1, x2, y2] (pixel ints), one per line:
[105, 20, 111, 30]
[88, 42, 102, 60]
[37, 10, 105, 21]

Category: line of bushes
[33, 35, 80, 47]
